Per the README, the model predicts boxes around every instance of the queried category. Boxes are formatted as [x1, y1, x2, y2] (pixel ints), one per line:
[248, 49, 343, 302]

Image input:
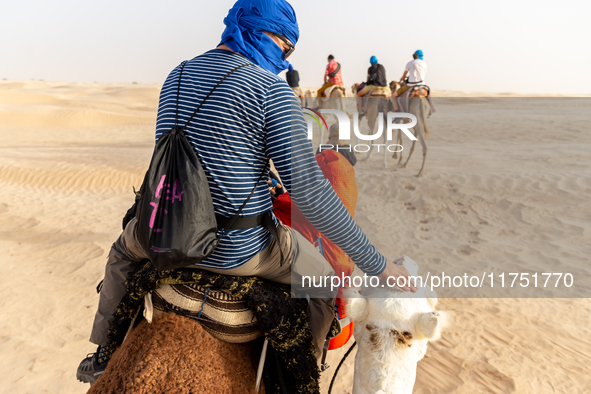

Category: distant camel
[394, 95, 431, 177]
[306, 86, 347, 146]
[88, 313, 259, 394]
[357, 90, 392, 168]
[346, 257, 445, 394]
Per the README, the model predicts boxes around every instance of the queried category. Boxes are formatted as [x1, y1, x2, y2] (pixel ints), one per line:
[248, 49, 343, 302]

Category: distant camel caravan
[346, 256, 445, 394]
[388, 95, 431, 177]
[305, 85, 347, 112]
[351, 82, 432, 177]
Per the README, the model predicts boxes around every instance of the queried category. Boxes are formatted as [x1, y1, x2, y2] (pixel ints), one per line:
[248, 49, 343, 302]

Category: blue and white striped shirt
[155, 49, 386, 276]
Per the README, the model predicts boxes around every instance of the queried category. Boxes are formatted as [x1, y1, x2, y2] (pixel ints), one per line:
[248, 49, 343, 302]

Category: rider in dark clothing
[367, 62, 388, 87]
[286, 65, 299, 87]
[356, 56, 391, 114]
[357, 55, 389, 97]
[286, 64, 305, 106]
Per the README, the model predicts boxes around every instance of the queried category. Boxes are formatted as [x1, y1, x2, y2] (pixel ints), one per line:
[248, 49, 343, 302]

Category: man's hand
[378, 258, 418, 292]
[268, 179, 282, 196]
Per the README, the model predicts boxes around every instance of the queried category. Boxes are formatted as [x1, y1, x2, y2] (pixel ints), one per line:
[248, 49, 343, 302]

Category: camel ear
[415, 311, 445, 340]
[424, 287, 438, 310]
[345, 289, 369, 323]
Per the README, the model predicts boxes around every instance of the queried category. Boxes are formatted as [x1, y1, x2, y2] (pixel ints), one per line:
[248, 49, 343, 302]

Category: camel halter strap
[328, 341, 357, 394]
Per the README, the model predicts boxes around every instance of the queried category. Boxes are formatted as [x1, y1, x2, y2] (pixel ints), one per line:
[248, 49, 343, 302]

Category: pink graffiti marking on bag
[149, 174, 183, 232]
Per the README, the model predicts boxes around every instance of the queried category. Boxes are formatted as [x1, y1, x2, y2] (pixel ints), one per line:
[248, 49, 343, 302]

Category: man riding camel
[395, 49, 427, 97]
[356, 55, 389, 114]
[77, 0, 416, 385]
[317, 54, 343, 97]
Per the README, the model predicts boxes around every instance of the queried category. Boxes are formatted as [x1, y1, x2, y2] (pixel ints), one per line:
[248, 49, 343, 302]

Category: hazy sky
[1, 0, 590, 94]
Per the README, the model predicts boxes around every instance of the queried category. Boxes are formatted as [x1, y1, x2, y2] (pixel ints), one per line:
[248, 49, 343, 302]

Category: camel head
[389, 81, 400, 94]
[345, 257, 445, 394]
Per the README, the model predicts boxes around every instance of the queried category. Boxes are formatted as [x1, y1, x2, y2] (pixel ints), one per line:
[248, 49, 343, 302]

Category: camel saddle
[323, 84, 346, 97]
[368, 88, 391, 97]
[409, 84, 430, 98]
[146, 283, 262, 343]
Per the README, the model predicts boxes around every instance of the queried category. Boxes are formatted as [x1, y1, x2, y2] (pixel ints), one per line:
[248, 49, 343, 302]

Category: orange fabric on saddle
[273, 149, 357, 278]
[272, 149, 358, 349]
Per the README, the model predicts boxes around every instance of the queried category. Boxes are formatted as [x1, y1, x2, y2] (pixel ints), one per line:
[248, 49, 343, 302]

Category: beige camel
[306, 86, 347, 146]
[87, 313, 259, 394]
[393, 96, 431, 177]
[357, 92, 391, 168]
[388, 81, 401, 160]
[346, 257, 445, 394]
[304, 86, 346, 110]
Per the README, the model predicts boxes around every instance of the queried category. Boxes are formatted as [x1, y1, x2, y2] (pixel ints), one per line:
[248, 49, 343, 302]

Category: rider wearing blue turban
[77, 2, 412, 383]
[220, 0, 299, 74]
[356, 55, 389, 105]
[394, 49, 428, 97]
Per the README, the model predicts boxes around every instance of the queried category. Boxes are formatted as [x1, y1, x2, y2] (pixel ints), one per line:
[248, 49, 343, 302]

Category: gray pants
[91, 217, 336, 359]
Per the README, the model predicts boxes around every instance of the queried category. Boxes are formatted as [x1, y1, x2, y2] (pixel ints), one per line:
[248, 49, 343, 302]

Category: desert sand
[1, 79, 590, 394]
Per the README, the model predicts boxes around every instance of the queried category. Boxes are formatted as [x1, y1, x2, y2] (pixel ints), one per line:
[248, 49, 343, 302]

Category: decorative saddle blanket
[323, 84, 346, 98]
[397, 84, 436, 115]
[368, 87, 391, 97]
[409, 84, 430, 98]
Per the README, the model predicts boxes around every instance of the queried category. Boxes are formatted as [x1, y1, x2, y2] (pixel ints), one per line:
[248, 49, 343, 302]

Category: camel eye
[366, 324, 377, 331]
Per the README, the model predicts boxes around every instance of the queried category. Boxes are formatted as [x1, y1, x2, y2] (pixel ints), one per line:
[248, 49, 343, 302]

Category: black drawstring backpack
[134, 60, 272, 271]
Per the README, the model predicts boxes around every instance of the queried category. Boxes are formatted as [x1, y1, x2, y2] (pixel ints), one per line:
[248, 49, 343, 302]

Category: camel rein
[328, 341, 357, 394]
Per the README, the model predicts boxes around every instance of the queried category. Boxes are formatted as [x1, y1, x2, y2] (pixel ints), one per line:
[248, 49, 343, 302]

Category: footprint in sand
[420, 227, 429, 231]
[404, 202, 416, 210]
[419, 219, 429, 224]
[457, 210, 467, 214]
[455, 202, 463, 206]
[479, 220, 489, 225]
[404, 184, 415, 191]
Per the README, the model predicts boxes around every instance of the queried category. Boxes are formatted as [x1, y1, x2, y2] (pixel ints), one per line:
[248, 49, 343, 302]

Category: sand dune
[0, 80, 590, 394]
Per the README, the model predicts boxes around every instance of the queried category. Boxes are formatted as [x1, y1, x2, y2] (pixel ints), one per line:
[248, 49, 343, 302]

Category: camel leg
[360, 101, 378, 162]
[383, 116, 388, 168]
[402, 136, 416, 169]
[393, 129, 403, 161]
[416, 99, 429, 177]
[361, 145, 374, 161]
[416, 132, 427, 177]
[398, 129, 404, 165]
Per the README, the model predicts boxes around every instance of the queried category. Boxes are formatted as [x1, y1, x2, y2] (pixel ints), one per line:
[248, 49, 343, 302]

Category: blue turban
[370, 56, 378, 65]
[219, 0, 299, 75]
[414, 50, 423, 60]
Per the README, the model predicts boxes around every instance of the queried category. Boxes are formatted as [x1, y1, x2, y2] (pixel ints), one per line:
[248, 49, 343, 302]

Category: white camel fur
[346, 256, 445, 394]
